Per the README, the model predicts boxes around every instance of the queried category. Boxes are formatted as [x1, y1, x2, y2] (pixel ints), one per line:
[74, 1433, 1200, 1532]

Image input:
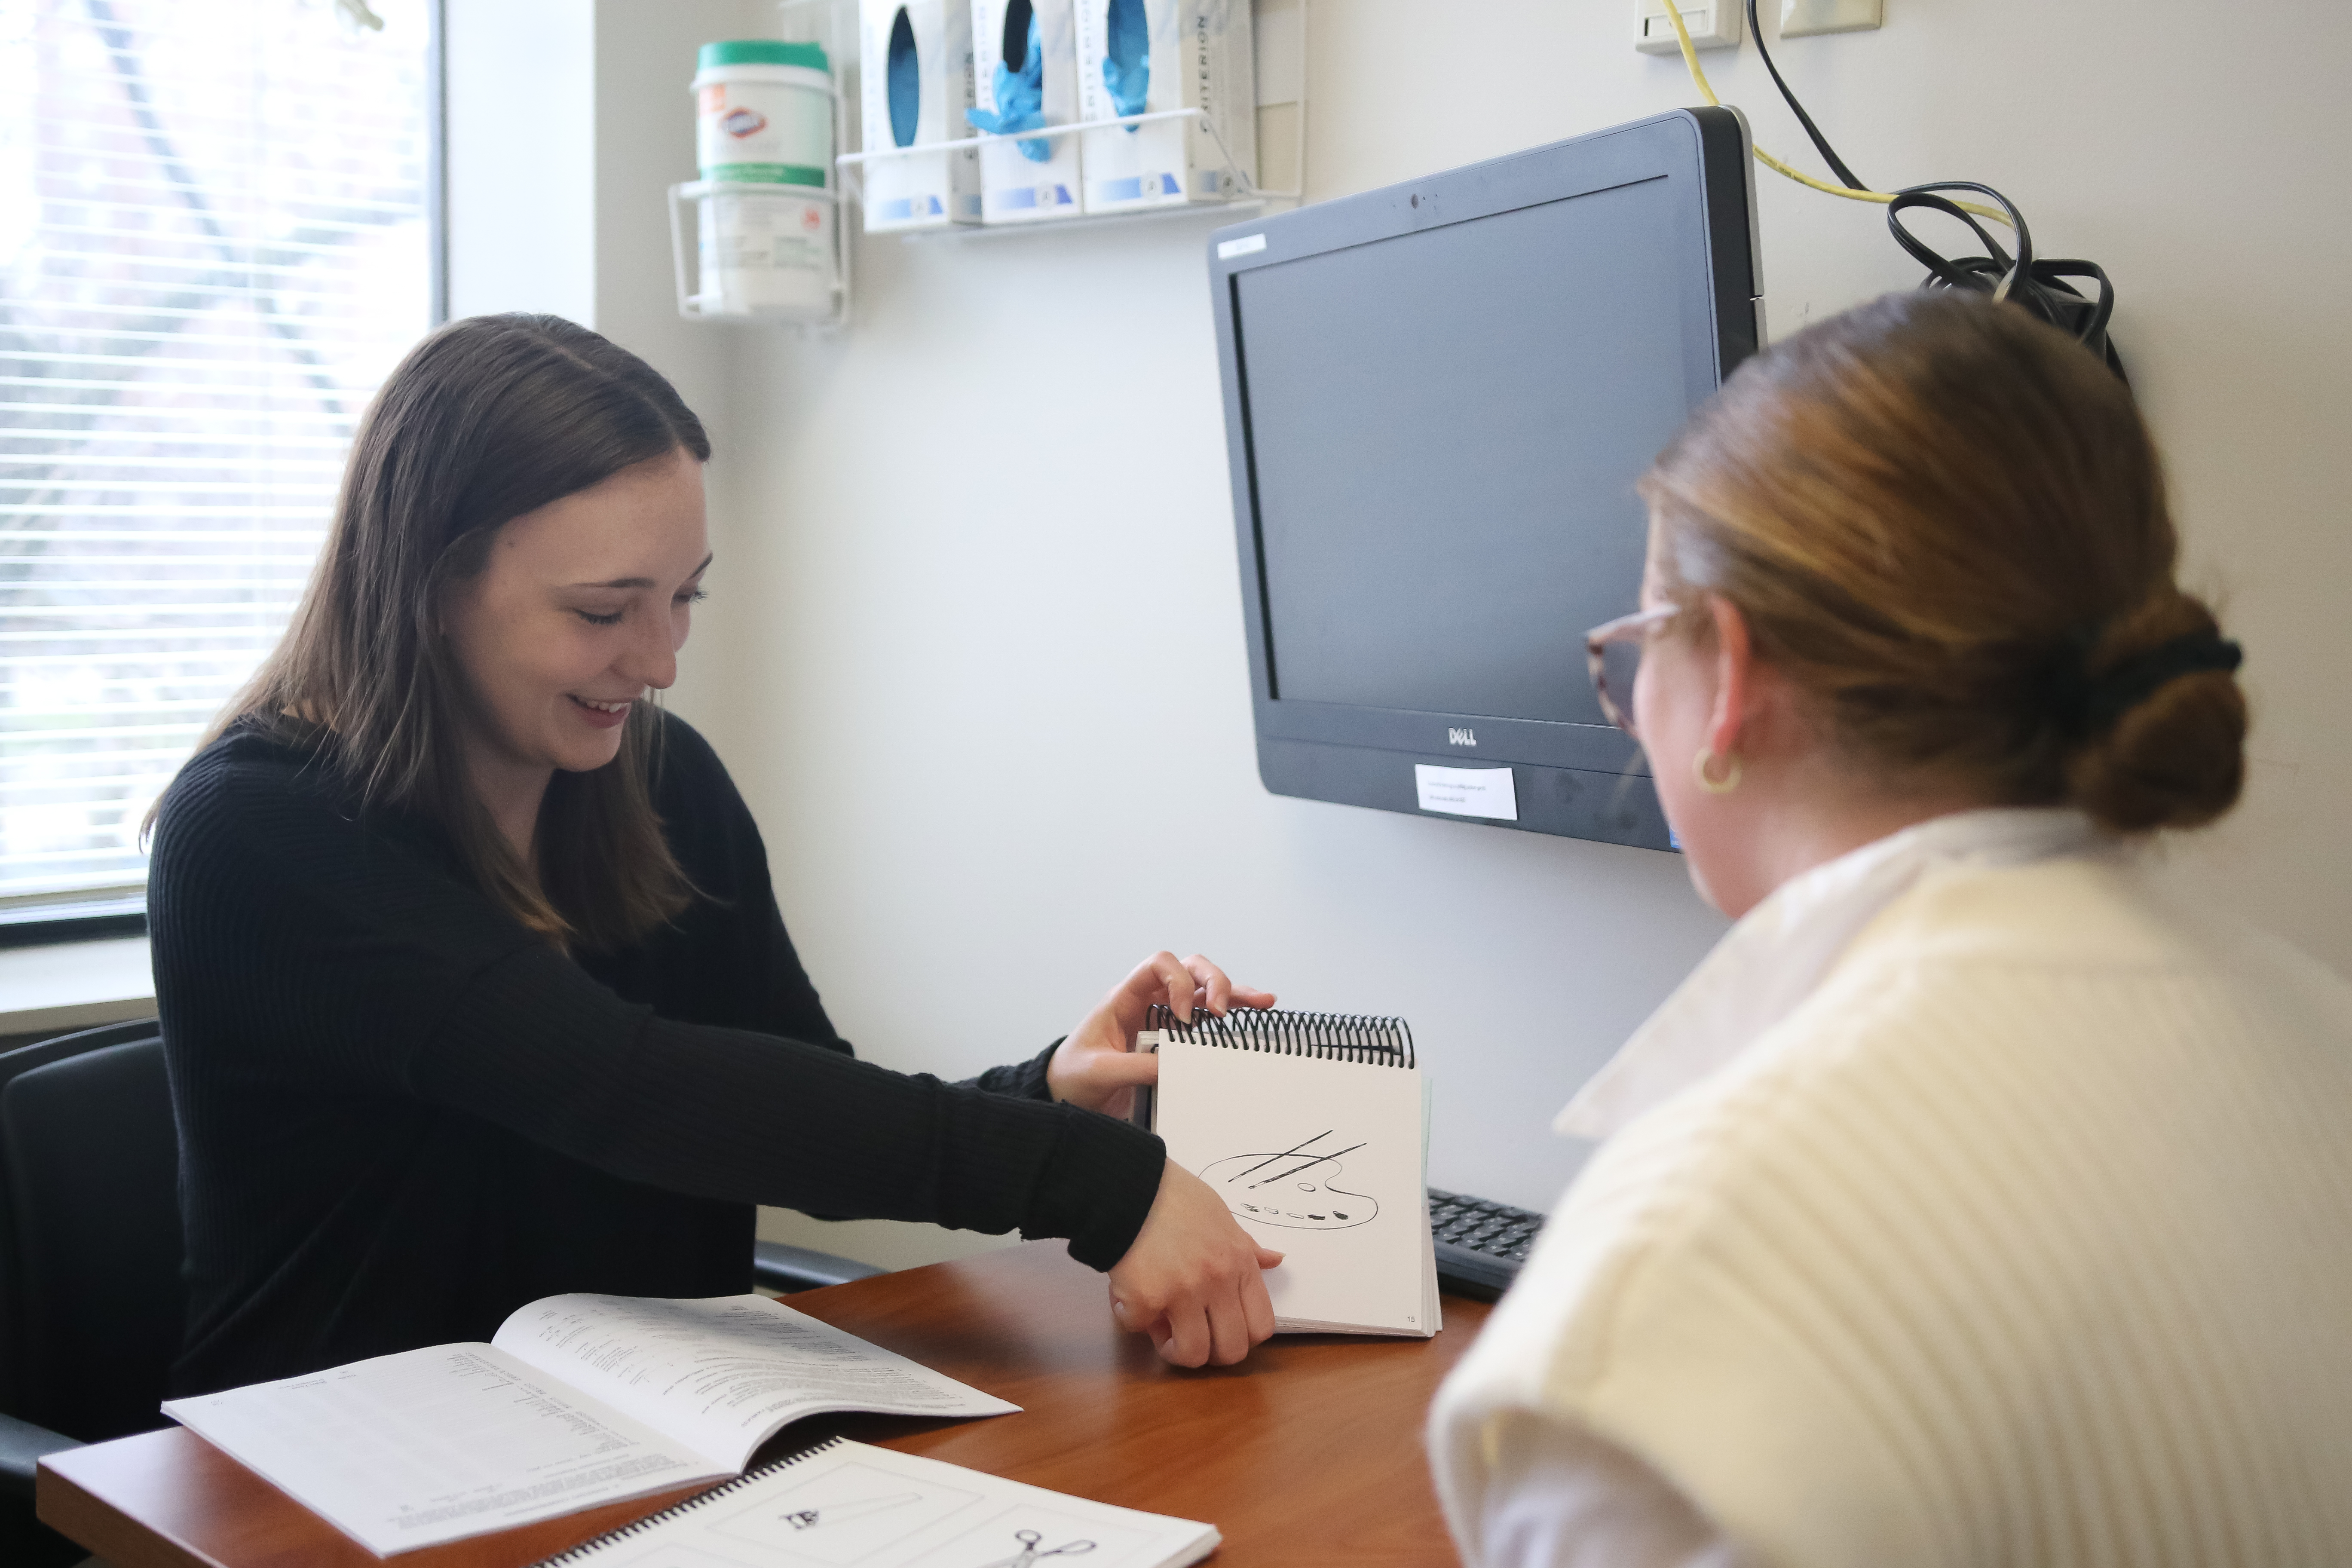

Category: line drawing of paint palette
[1200, 1130, 1379, 1231]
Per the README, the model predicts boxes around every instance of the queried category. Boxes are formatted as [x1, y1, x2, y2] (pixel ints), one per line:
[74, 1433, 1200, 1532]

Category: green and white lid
[697, 40, 828, 74]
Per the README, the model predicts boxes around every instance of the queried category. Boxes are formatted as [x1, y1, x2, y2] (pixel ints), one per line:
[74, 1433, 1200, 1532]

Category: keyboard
[1430, 1186, 1545, 1300]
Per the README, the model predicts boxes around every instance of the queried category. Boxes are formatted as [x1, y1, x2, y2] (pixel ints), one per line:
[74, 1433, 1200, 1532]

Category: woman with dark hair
[1427, 293, 2352, 1565]
[150, 314, 1281, 1395]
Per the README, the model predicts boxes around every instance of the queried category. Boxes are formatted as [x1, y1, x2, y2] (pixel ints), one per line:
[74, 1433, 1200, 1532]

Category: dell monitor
[1207, 107, 1763, 851]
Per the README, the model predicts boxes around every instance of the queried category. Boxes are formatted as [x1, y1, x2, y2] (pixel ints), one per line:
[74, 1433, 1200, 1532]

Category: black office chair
[753, 1240, 886, 1293]
[0, 1017, 180, 1566]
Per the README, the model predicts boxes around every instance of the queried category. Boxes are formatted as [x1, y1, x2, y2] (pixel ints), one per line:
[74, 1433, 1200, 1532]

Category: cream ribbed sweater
[1430, 825, 2352, 1568]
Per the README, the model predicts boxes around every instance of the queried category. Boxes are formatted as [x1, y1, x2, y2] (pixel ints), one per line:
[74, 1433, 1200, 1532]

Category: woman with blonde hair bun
[1429, 291, 2352, 1567]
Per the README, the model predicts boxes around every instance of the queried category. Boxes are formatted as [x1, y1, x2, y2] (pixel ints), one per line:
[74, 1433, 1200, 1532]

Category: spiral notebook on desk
[531, 1437, 1219, 1568]
[1134, 1006, 1439, 1338]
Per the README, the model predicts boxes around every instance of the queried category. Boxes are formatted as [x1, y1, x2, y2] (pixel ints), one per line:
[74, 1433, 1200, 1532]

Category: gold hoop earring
[1693, 747, 1742, 794]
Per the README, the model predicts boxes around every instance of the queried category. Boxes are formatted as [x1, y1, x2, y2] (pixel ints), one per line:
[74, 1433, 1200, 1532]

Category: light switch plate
[1781, 0, 1882, 38]
[1634, 0, 1743, 55]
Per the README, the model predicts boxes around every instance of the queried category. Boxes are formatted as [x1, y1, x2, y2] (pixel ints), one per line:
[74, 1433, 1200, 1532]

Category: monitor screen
[1234, 175, 1697, 728]
[1210, 108, 1758, 848]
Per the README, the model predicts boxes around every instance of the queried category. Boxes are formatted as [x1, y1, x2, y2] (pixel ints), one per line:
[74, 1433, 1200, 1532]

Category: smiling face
[442, 448, 710, 805]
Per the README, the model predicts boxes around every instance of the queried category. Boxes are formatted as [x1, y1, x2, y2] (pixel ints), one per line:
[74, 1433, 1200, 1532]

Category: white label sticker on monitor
[1217, 233, 1267, 259]
[1414, 764, 1518, 821]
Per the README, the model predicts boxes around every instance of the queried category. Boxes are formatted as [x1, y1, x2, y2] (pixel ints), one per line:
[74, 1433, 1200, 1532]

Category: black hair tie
[2049, 630, 2243, 739]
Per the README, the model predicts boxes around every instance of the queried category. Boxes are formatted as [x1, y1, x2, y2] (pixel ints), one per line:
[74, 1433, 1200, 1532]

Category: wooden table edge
[34, 1243, 1494, 1568]
[40, 1446, 231, 1568]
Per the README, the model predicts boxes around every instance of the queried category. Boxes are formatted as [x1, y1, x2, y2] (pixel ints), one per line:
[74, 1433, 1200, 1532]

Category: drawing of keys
[977, 1528, 1096, 1567]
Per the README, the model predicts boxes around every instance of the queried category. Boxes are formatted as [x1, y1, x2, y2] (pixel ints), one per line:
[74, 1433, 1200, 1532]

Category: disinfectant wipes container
[858, 1, 981, 231]
[687, 40, 839, 321]
[967, 0, 1081, 224]
[692, 187, 838, 318]
[1073, 0, 1255, 215]
[695, 39, 834, 187]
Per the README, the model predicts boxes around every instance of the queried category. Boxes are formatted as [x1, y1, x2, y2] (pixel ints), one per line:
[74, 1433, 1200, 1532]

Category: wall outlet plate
[1634, 0, 1743, 54]
[1781, 0, 1883, 38]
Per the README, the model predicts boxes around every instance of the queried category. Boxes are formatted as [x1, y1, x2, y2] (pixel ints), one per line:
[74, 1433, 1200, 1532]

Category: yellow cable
[1654, 2, 2012, 229]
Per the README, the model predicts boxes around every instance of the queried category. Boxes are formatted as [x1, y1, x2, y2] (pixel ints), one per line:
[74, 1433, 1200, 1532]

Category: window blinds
[0, 0, 434, 908]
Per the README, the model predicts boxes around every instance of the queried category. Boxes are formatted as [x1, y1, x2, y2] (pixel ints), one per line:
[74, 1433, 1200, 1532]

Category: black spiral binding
[1144, 1004, 1415, 1069]
[529, 1436, 850, 1566]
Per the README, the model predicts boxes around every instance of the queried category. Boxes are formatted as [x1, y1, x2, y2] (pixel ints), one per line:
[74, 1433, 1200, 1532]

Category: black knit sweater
[149, 712, 1164, 1396]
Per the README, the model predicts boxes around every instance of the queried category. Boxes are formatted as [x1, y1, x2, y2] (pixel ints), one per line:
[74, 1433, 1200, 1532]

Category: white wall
[444, 0, 738, 451]
[459, 0, 2352, 1271]
[444, 0, 595, 323]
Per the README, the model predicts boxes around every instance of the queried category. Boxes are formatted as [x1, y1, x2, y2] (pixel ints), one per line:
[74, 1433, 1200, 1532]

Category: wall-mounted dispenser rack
[667, 2, 857, 332]
[665, 168, 858, 334]
[835, 75, 1306, 243]
[667, 0, 1307, 322]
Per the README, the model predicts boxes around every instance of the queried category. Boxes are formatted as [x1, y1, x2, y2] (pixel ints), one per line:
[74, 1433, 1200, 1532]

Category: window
[0, 0, 438, 923]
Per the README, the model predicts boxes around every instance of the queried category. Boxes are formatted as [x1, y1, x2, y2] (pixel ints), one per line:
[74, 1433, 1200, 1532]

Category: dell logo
[1448, 728, 1476, 747]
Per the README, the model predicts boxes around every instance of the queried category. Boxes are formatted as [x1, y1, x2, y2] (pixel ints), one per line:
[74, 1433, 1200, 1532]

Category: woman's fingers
[1066, 1050, 1157, 1117]
[1206, 1248, 1282, 1365]
[1085, 1050, 1160, 1085]
[1150, 1282, 1268, 1368]
[1106, 1161, 1279, 1368]
[1112, 1292, 1182, 1358]
[1112, 950, 1274, 1033]
[1242, 1262, 1277, 1344]
[1158, 1300, 1210, 1367]
[1184, 953, 1231, 1017]
[1142, 949, 1196, 1022]
[1181, 953, 1274, 1019]
[1050, 951, 1190, 1106]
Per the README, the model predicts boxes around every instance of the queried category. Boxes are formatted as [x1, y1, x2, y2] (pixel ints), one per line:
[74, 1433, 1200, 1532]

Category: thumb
[1087, 1051, 1160, 1085]
[1255, 1247, 1285, 1268]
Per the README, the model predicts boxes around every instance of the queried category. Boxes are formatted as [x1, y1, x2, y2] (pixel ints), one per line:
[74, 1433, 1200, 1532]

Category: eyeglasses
[1583, 605, 1679, 739]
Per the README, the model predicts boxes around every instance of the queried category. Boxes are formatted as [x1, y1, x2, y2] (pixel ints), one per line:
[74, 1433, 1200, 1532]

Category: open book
[1136, 1006, 1439, 1337]
[531, 1436, 1219, 1568]
[160, 1293, 1020, 1556]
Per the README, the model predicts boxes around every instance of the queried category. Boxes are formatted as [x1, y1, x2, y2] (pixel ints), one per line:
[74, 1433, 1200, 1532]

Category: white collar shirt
[1555, 806, 2103, 1143]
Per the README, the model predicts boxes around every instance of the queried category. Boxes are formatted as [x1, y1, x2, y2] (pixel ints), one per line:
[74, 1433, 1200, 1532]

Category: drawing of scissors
[977, 1528, 1096, 1566]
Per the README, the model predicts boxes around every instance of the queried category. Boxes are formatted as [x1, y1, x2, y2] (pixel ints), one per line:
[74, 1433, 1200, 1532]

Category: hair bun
[2063, 594, 2247, 833]
[1641, 292, 2244, 836]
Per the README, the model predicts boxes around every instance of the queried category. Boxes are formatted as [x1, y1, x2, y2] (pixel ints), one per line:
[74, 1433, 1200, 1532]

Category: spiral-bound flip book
[1135, 1006, 1439, 1337]
[529, 1436, 1218, 1568]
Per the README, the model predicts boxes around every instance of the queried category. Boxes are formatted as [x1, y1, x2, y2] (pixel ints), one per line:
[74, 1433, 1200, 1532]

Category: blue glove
[885, 5, 920, 147]
[966, 12, 1052, 161]
[1102, 0, 1149, 126]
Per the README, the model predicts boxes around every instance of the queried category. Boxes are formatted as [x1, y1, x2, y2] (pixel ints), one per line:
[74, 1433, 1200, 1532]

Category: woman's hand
[1047, 951, 1274, 1118]
[1107, 1161, 1284, 1367]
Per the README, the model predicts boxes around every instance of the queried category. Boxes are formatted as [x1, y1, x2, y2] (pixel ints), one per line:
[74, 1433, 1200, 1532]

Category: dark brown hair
[197, 313, 710, 949]
[1640, 291, 2245, 833]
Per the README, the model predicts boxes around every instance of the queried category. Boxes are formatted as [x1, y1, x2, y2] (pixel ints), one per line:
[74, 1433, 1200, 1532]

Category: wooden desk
[40, 1241, 1491, 1567]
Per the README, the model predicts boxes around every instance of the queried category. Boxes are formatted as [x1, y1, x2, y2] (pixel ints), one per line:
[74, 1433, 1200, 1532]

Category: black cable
[1886, 183, 2124, 379]
[1734, 0, 2125, 380]
[1744, 0, 1867, 192]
